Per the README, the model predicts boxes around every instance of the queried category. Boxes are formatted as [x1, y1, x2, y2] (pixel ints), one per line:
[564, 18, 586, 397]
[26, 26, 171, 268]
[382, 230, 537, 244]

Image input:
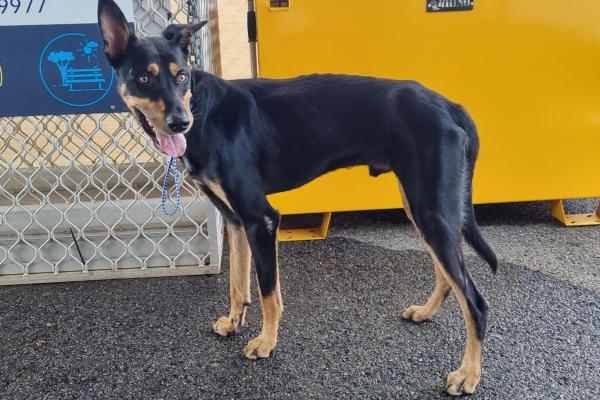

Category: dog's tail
[451, 104, 498, 274]
[463, 205, 498, 273]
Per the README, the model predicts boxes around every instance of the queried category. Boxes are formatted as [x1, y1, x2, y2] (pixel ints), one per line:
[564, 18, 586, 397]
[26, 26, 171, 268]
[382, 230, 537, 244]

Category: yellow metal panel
[258, 1, 600, 214]
[268, 167, 403, 214]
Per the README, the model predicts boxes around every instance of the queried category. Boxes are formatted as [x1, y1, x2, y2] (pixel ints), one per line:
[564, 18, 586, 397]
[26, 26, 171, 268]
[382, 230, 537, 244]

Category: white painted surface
[0, 0, 134, 26]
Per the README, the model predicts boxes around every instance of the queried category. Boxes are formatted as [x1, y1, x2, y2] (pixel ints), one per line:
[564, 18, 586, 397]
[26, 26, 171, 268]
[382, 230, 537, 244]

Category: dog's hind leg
[213, 222, 252, 336]
[430, 241, 485, 396]
[392, 136, 487, 395]
[398, 186, 451, 323]
[407, 203, 486, 396]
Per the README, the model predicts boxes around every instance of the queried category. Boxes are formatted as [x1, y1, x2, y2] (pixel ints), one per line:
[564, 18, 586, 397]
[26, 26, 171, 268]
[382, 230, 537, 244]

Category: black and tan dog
[98, 0, 497, 395]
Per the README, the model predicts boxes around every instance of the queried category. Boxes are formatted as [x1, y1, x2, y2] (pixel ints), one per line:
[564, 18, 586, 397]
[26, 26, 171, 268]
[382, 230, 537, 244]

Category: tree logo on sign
[39, 32, 114, 107]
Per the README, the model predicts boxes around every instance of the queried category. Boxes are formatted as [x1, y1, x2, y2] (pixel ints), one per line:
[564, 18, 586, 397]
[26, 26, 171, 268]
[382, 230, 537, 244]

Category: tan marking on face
[118, 84, 128, 97]
[147, 63, 160, 76]
[213, 223, 252, 337]
[121, 94, 167, 131]
[169, 62, 181, 77]
[182, 89, 193, 125]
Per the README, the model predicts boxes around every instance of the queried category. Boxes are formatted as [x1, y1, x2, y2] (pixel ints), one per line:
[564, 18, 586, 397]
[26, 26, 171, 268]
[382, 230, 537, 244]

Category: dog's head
[97, 0, 206, 157]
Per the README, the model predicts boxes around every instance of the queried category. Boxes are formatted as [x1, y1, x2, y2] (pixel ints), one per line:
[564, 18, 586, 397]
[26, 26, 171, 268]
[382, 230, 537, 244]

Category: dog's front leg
[202, 179, 282, 357]
[213, 222, 251, 336]
[242, 208, 283, 359]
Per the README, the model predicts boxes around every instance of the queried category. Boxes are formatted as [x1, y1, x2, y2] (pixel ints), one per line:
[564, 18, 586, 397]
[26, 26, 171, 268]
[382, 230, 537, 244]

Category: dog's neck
[182, 69, 241, 178]
[189, 69, 229, 116]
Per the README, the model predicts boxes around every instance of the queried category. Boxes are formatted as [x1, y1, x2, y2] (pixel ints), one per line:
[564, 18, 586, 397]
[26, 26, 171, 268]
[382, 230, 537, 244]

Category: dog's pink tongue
[156, 132, 187, 157]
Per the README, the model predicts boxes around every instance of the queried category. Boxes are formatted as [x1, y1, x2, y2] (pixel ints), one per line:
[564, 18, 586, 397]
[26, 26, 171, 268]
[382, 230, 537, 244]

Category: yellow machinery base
[551, 200, 600, 227]
[276, 199, 600, 242]
[278, 212, 332, 241]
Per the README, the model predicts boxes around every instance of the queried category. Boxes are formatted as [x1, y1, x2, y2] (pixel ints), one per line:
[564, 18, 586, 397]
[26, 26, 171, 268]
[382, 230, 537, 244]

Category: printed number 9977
[0, 0, 46, 14]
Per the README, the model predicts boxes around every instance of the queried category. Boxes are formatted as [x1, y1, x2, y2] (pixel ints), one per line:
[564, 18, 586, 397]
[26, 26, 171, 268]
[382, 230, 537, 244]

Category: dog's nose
[166, 115, 190, 133]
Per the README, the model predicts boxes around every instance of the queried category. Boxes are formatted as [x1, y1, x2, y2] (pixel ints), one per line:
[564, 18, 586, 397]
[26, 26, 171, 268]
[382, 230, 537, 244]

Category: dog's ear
[162, 22, 208, 56]
[98, 0, 135, 66]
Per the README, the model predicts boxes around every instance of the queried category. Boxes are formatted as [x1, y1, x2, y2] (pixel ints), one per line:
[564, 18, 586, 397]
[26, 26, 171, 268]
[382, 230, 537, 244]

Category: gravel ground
[1, 200, 599, 399]
[332, 199, 600, 293]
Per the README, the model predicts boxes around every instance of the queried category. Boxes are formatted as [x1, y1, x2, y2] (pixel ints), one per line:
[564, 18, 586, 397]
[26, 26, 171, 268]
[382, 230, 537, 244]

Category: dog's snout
[166, 114, 190, 133]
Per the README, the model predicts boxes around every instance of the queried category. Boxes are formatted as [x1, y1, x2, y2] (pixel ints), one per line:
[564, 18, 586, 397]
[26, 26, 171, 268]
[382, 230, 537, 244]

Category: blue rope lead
[161, 156, 182, 216]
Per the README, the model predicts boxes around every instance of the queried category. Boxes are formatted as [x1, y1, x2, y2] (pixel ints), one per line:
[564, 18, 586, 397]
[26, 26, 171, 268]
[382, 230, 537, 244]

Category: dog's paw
[446, 367, 480, 396]
[401, 304, 433, 323]
[212, 316, 238, 337]
[243, 334, 276, 359]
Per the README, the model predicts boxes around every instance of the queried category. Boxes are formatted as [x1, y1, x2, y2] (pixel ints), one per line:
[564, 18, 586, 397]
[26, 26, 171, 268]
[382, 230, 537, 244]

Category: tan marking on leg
[203, 179, 233, 212]
[399, 183, 451, 322]
[440, 267, 482, 396]
[169, 62, 181, 77]
[417, 241, 482, 395]
[399, 184, 415, 224]
[213, 223, 251, 336]
[243, 289, 283, 359]
[244, 230, 283, 359]
[402, 260, 451, 322]
[399, 183, 481, 395]
[147, 63, 160, 76]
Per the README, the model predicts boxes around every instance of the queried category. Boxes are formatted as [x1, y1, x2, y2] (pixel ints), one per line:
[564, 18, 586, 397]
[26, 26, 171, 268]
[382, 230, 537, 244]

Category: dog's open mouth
[133, 108, 187, 157]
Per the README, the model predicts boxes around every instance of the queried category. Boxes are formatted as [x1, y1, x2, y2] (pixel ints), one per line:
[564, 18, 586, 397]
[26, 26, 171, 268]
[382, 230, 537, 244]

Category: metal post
[248, 0, 259, 78]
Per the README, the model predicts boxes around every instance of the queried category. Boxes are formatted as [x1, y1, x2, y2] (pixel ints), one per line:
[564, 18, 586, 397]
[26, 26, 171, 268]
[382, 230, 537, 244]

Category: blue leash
[161, 156, 182, 216]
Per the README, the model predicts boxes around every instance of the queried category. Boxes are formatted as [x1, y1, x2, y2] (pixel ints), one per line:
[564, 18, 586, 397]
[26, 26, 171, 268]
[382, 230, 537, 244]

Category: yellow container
[257, 1, 600, 230]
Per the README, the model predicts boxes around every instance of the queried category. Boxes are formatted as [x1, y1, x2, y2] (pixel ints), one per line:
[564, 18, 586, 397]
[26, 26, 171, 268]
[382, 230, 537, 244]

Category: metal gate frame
[0, 0, 223, 285]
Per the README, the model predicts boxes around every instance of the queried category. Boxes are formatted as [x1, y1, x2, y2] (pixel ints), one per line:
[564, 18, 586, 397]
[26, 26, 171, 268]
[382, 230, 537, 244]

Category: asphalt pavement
[1, 199, 599, 399]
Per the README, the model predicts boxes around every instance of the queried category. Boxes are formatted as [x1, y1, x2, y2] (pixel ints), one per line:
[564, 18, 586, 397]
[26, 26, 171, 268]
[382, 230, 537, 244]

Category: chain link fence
[0, 0, 224, 285]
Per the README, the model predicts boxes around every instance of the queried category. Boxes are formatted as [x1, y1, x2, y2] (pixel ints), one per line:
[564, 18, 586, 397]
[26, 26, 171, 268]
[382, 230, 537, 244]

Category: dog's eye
[177, 72, 188, 84]
[137, 74, 151, 85]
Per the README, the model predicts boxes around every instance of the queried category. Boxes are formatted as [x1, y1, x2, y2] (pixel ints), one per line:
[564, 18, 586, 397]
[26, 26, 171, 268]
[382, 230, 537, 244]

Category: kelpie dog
[98, 0, 497, 395]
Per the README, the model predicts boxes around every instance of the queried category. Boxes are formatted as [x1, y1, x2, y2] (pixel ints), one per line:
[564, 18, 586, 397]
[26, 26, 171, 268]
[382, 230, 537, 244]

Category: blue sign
[0, 1, 135, 117]
[40, 32, 115, 108]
